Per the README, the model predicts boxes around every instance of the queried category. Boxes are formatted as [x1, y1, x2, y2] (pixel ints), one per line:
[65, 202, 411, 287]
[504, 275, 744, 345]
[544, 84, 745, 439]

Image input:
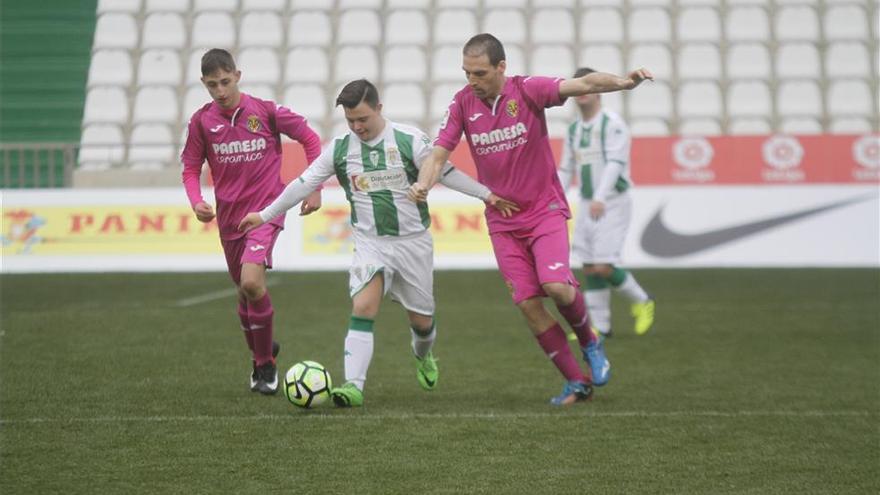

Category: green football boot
[415, 351, 439, 391]
[631, 299, 656, 335]
[330, 382, 364, 408]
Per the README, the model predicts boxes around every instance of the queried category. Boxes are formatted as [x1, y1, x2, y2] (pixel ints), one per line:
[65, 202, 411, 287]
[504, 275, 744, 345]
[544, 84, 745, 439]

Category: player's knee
[239, 278, 265, 300]
[542, 282, 572, 305]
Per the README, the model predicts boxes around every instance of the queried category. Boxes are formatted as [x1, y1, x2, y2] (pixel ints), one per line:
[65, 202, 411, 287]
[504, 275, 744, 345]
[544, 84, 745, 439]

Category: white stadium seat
[289, 0, 333, 10]
[600, 92, 623, 115]
[339, 0, 382, 7]
[193, 0, 237, 11]
[93, 13, 138, 49]
[433, 10, 477, 45]
[677, 81, 722, 118]
[436, 0, 475, 6]
[385, 10, 429, 45]
[137, 49, 181, 86]
[780, 117, 823, 135]
[192, 12, 235, 48]
[580, 8, 623, 43]
[830, 118, 872, 134]
[335, 46, 379, 82]
[628, 44, 672, 82]
[288, 12, 331, 47]
[430, 83, 463, 119]
[238, 84, 275, 102]
[727, 81, 771, 117]
[502, 44, 526, 76]
[627, 80, 672, 118]
[825, 42, 871, 78]
[83, 86, 129, 124]
[182, 85, 210, 122]
[431, 45, 464, 82]
[387, 0, 429, 6]
[728, 118, 772, 135]
[239, 12, 283, 48]
[775, 6, 819, 41]
[679, 118, 722, 136]
[726, 43, 771, 79]
[676, 7, 721, 42]
[725, 7, 769, 42]
[629, 118, 670, 136]
[283, 84, 328, 121]
[97, 0, 140, 13]
[530, 45, 574, 78]
[141, 13, 185, 49]
[79, 124, 125, 169]
[384, 46, 428, 82]
[285, 47, 329, 83]
[88, 50, 132, 86]
[824, 5, 868, 41]
[628, 8, 671, 43]
[128, 124, 175, 170]
[186, 49, 207, 84]
[531, 9, 575, 44]
[132, 86, 178, 124]
[238, 49, 280, 85]
[777, 81, 822, 117]
[483, 9, 527, 45]
[382, 84, 426, 123]
[776, 43, 820, 79]
[338, 10, 381, 45]
[485, 0, 527, 6]
[677, 43, 721, 80]
[144, 0, 189, 13]
[579, 45, 622, 76]
[242, 0, 284, 9]
[827, 81, 873, 116]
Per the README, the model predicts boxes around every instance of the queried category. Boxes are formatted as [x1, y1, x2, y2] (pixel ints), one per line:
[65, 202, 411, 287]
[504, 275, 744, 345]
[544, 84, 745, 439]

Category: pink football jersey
[435, 76, 570, 233]
[181, 93, 320, 239]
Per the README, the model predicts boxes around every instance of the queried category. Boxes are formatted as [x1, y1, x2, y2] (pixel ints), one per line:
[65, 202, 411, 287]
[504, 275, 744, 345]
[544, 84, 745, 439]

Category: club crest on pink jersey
[247, 115, 262, 133]
[506, 99, 518, 118]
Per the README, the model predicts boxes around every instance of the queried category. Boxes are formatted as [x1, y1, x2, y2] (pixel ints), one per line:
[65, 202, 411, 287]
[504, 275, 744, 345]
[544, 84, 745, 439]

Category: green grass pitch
[1, 269, 878, 494]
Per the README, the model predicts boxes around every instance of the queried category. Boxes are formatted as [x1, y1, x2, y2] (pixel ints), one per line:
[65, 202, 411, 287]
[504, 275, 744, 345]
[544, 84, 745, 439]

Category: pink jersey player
[181, 49, 322, 395]
[413, 34, 653, 406]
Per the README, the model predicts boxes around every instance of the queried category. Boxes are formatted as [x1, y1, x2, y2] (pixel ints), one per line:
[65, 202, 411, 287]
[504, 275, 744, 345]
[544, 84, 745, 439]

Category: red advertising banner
[279, 133, 879, 185]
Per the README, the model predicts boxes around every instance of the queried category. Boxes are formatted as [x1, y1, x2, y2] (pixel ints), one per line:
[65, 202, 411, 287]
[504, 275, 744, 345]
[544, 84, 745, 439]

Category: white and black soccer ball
[284, 361, 332, 408]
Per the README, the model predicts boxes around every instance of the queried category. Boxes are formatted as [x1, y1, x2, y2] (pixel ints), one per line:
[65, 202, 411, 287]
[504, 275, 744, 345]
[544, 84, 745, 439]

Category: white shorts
[349, 229, 435, 316]
[572, 194, 632, 265]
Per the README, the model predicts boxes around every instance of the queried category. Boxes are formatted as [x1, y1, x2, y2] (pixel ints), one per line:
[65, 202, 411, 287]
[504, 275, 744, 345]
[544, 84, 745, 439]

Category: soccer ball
[284, 361, 332, 408]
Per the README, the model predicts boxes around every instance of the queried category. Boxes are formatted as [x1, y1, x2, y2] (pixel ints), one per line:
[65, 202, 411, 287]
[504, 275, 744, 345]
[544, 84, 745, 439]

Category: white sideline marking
[175, 279, 281, 307]
[1, 410, 873, 426]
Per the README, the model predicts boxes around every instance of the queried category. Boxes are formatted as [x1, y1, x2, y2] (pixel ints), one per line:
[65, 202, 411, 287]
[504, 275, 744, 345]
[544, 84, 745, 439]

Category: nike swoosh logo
[420, 372, 436, 387]
[641, 194, 878, 257]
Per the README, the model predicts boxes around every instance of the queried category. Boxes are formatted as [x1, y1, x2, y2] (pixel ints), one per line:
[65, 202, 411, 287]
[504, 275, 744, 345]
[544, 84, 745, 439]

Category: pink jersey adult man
[410, 34, 653, 405]
[181, 48, 322, 395]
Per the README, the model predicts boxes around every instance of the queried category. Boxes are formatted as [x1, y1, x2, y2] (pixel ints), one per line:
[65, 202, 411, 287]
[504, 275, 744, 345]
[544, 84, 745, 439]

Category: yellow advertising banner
[1, 205, 222, 256]
[302, 203, 495, 255]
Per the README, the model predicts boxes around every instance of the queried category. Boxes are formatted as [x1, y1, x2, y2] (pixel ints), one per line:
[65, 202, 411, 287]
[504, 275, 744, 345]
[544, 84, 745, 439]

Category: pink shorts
[220, 223, 282, 285]
[490, 213, 579, 304]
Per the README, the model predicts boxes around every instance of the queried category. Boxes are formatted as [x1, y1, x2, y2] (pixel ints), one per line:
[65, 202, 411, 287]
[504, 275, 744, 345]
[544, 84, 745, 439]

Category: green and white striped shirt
[260, 119, 490, 237]
[558, 109, 632, 202]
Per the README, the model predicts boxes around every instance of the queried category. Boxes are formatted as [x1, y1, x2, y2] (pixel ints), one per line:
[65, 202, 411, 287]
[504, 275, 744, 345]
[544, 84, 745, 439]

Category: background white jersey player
[558, 67, 655, 338]
[239, 79, 516, 407]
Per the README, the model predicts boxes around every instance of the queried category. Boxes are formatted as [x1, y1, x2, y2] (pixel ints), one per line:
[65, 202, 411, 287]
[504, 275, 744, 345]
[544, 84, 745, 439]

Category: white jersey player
[239, 79, 516, 406]
[558, 67, 655, 338]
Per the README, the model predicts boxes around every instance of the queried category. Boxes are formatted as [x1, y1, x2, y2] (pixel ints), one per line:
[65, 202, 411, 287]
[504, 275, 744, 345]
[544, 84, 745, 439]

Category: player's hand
[623, 68, 654, 90]
[407, 182, 429, 203]
[300, 190, 322, 216]
[193, 202, 215, 223]
[238, 212, 265, 232]
[589, 200, 606, 220]
[486, 193, 520, 218]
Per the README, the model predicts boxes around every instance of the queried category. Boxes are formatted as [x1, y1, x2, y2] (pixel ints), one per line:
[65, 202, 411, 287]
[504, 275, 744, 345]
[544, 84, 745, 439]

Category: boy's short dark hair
[335, 79, 380, 109]
[201, 48, 236, 76]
